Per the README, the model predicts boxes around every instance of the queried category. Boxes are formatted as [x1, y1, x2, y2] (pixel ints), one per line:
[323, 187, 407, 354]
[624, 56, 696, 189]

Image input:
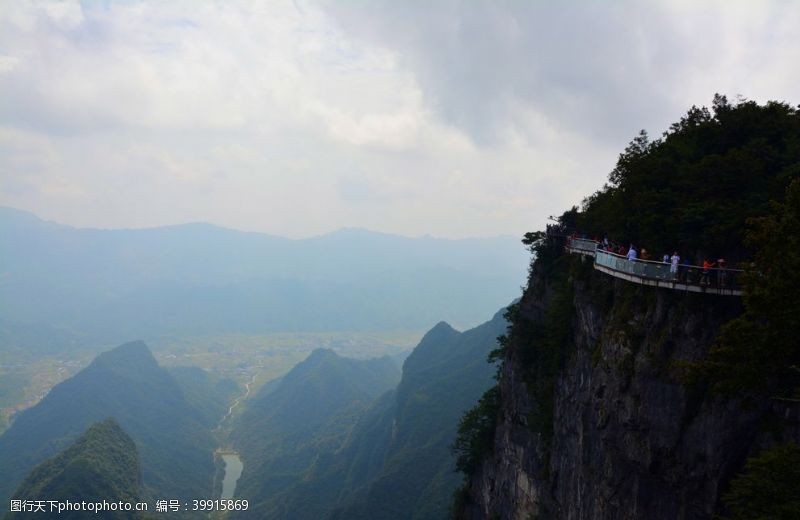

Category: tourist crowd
[571, 234, 733, 287]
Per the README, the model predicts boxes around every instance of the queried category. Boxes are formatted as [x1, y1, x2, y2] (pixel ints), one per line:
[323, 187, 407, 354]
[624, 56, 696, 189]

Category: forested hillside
[231, 349, 401, 518]
[231, 309, 506, 519]
[167, 366, 239, 428]
[329, 310, 507, 520]
[5, 419, 143, 520]
[0, 342, 217, 515]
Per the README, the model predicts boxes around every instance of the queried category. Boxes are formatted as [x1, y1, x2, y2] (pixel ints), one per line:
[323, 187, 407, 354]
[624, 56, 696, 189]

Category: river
[220, 453, 243, 500]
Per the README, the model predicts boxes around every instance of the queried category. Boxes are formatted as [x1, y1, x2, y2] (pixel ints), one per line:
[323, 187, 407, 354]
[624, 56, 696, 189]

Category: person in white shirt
[670, 252, 680, 278]
[627, 245, 637, 261]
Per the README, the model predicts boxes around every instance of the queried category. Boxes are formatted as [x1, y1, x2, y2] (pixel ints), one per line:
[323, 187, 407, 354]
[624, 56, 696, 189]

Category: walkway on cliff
[565, 237, 743, 296]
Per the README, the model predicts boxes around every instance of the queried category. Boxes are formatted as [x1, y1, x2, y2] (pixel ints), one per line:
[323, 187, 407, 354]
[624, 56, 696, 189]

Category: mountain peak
[97, 340, 153, 360]
[8, 418, 141, 513]
[112, 339, 149, 353]
[0, 206, 40, 221]
[423, 321, 459, 341]
[89, 341, 161, 377]
[0, 206, 69, 231]
[401, 321, 462, 375]
[308, 347, 338, 359]
[316, 227, 396, 240]
[89, 417, 126, 435]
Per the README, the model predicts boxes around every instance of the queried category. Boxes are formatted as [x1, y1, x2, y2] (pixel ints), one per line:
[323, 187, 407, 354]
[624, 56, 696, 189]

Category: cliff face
[462, 253, 800, 520]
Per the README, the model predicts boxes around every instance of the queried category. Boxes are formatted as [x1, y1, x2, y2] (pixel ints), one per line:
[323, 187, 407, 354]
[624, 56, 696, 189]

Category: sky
[0, 0, 798, 239]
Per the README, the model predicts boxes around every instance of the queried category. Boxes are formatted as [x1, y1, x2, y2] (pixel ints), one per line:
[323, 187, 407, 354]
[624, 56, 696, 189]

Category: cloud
[0, 0, 798, 239]
[318, 0, 800, 145]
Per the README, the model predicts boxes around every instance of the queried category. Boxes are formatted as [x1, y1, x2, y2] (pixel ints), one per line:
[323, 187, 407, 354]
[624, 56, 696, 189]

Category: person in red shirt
[701, 258, 716, 285]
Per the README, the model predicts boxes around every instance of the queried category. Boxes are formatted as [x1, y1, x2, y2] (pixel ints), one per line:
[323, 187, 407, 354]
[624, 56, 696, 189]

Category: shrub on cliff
[452, 385, 501, 476]
[722, 442, 800, 520]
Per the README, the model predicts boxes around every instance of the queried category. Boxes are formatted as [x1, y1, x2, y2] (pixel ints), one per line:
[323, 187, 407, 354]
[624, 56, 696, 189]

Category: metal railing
[566, 237, 743, 296]
[565, 238, 598, 255]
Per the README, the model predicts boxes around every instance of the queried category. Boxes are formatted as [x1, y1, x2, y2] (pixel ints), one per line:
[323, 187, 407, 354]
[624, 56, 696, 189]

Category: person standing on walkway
[701, 258, 716, 285]
[717, 258, 728, 287]
[670, 251, 680, 279]
[627, 244, 637, 261]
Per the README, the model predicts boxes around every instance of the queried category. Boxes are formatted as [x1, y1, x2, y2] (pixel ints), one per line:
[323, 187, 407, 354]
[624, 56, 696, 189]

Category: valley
[0, 317, 502, 519]
[0, 330, 419, 436]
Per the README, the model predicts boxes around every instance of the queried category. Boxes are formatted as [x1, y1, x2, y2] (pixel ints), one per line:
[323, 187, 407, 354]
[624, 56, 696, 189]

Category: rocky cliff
[459, 247, 800, 519]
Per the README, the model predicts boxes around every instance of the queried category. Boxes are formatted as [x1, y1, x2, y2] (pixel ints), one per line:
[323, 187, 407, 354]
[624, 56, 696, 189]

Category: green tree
[699, 179, 800, 396]
[452, 386, 501, 476]
[722, 443, 800, 520]
[578, 97, 800, 259]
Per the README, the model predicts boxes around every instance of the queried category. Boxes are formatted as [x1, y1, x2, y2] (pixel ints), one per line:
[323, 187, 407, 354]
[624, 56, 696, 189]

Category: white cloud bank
[0, 0, 798, 238]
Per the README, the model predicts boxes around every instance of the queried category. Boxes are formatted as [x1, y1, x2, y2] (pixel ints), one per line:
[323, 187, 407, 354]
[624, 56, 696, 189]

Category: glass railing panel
[568, 238, 598, 253]
[575, 242, 743, 292]
[594, 251, 742, 291]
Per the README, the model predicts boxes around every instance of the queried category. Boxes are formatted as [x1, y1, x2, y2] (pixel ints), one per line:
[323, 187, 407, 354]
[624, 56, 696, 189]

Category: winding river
[216, 369, 259, 501]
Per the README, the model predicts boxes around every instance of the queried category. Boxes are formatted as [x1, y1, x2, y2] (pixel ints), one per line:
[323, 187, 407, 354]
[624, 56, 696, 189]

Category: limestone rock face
[462, 258, 800, 520]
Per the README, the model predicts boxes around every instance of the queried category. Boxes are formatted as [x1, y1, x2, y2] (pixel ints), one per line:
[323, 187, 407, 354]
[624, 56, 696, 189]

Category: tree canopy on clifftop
[578, 95, 799, 261]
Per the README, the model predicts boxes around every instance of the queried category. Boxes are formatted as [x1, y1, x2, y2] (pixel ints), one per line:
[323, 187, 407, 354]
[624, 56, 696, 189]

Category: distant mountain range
[0, 206, 526, 348]
[0, 341, 225, 516]
[231, 308, 507, 519]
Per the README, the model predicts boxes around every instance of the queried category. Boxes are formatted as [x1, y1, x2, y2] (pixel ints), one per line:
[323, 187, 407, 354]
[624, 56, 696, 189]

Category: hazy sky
[1, 1, 798, 238]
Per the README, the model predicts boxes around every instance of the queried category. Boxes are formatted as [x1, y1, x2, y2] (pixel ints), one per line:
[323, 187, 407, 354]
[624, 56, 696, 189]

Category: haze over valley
[0, 206, 525, 436]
